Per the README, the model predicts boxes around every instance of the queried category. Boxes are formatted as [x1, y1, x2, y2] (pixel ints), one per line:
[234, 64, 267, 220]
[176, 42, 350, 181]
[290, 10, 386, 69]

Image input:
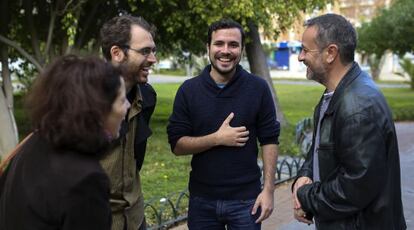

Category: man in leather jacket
[292, 14, 406, 229]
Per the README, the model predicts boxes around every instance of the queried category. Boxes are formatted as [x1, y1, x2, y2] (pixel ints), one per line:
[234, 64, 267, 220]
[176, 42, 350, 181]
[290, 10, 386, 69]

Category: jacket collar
[126, 85, 143, 121]
[324, 62, 361, 114]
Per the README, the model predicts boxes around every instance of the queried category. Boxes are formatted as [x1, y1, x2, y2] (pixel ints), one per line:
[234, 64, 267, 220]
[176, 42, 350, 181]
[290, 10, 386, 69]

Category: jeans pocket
[239, 198, 256, 205]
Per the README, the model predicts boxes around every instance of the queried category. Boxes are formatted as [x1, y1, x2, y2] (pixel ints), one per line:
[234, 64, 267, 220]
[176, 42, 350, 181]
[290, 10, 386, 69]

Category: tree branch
[45, 9, 57, 56]
[75, 3, 100, 49]
[24, 0, 44, 65]
[0, 35, 43, 72]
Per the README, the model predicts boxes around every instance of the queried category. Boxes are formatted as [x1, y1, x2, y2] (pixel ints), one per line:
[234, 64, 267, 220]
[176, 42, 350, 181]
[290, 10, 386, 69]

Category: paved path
[274, 122, 414, 230]
[170, 122, 414, 230]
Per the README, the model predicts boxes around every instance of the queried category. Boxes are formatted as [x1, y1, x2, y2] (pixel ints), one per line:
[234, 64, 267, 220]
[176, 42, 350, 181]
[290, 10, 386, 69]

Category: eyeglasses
[122, 45, 157, 57]
[301, 46, 320, 54]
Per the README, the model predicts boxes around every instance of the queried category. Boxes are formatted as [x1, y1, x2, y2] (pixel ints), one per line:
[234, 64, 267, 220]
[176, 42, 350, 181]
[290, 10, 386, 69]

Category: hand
[215, 112, 249, 147]
[292, 176, 312, 209]
[251, 189, 274, 223]
[294, 208, 313, 225]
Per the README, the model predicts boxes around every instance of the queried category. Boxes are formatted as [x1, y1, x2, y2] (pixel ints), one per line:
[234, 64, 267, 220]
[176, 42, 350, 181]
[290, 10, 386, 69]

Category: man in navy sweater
[167, 19, 280, 229]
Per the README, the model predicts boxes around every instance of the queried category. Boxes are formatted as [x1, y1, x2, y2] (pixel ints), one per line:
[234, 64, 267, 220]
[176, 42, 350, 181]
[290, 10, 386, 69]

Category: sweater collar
[201, 64, 245, 90]
[200, 65, 248, 97]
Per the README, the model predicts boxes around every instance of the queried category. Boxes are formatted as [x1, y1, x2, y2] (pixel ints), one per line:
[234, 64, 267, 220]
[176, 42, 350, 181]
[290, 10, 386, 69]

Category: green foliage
[3, 0, 127, 74]
[62, 12, 78, 47]
[11, 61, 37, 91]
[396, 57, 414, 90]
[357, 0, 414, 56]
[136, 0, 330, 55]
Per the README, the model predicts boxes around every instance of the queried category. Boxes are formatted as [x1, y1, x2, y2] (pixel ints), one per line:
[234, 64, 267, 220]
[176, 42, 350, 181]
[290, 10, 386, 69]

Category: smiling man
[167, 19, 280, 229]
[99, 15, 157, 230]
[292, 14, 406, 230]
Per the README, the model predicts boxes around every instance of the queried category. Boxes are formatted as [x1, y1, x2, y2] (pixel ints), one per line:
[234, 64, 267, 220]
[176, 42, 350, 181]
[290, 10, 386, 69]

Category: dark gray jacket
[295, 63, 406, 230]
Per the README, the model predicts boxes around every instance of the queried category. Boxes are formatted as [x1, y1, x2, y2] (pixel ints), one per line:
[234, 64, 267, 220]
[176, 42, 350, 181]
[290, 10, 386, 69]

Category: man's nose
[147, 52, 157, 64]
[298, 50, 305, 62]
[221, 44, 231, 53]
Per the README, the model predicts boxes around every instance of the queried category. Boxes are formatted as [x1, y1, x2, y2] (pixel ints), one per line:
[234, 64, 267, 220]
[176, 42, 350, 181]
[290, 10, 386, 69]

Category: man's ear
[110, 46, 126, 64]
[326, 44, 339, 64]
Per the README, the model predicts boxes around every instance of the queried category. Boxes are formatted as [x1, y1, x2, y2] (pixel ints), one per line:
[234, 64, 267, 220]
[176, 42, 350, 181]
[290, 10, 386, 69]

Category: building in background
[263, 0, 404, 80]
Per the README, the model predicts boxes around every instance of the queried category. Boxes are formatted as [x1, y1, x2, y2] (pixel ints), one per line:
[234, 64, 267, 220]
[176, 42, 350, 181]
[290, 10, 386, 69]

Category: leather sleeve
[297, 113, 387, 221]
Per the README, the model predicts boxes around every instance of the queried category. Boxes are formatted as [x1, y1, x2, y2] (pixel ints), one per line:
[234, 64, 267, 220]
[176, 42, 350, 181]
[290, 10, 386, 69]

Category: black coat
[295, 63, 406, 229]
[0, 132, 111, 230]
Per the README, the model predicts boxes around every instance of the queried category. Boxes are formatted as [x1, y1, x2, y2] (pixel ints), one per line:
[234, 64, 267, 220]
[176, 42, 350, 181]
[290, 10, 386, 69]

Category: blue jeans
[187, 196, 261, 230]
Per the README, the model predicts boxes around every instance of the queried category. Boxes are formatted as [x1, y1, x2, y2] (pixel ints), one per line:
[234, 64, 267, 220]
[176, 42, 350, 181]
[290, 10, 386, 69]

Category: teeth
[219, 58, 230, 62]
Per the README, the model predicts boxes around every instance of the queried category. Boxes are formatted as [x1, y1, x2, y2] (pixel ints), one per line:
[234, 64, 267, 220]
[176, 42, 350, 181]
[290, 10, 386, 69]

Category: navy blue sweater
[167, 65, 280, 199]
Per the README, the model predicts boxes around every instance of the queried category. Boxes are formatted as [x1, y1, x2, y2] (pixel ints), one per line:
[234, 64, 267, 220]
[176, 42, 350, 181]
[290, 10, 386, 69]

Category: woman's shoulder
[20, 132, 107, 189]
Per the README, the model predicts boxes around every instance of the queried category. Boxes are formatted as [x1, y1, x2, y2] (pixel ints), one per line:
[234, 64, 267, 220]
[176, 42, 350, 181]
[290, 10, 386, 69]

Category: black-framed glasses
[122, 45, 157, 57]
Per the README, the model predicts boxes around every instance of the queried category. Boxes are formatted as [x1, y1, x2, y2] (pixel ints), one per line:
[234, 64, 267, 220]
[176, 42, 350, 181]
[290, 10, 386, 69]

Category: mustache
[214, 53, 233, 59]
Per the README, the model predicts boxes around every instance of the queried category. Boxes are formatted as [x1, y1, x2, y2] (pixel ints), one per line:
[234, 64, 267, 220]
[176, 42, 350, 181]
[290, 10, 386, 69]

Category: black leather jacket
[295, 63, 406, 229]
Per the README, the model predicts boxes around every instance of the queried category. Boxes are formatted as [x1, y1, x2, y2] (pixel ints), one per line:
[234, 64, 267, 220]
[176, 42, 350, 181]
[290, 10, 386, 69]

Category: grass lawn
[140, 83, 414, 199]
[13, 83, 414, 199]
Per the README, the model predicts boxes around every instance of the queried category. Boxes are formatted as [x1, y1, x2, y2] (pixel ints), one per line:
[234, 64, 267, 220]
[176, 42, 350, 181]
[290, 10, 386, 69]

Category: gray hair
[305, 14, 356, 64]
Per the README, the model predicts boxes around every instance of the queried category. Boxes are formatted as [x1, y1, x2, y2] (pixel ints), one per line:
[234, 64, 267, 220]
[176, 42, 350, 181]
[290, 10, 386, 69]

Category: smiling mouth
[141, 67, 150, 72]
[218, 57, 232, 63]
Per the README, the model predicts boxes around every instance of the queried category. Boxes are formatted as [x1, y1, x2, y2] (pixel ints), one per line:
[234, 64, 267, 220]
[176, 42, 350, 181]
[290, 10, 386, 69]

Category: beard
[305, 60, 327, 84]
[120, 57, 146, 85]
[210, 60, 237, 75]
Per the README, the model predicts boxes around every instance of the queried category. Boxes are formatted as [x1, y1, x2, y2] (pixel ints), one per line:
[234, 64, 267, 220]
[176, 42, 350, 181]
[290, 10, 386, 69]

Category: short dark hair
[26, 55, 122, 154]
[100, 15, 155, 61]
[305, 14, 357, 64]
[207, 18, 245, 47]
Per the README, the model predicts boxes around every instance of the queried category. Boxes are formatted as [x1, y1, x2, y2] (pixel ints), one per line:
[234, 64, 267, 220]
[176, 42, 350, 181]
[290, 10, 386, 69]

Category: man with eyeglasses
[292, 14, 406, 229]
[100, 15, 157, 230]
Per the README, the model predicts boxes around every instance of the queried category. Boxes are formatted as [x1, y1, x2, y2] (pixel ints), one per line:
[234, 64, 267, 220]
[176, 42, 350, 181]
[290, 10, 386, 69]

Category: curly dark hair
[207, 18, 245, 47]
[26, 55, 122, 154]
[100, 15, 155, 61]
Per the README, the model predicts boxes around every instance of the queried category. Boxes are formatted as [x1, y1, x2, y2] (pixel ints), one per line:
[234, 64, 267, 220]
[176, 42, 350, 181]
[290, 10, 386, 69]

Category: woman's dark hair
[26, 55, 122, 154]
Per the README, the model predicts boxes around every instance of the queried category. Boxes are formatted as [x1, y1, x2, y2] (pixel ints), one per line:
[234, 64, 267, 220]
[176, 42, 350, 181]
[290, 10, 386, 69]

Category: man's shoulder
[139, 83, 156, 93]
[337, 76, 389, 120]
[138, 83, 157, 106]
[242, 71, 268, 86]
[180, 75, 203, 89]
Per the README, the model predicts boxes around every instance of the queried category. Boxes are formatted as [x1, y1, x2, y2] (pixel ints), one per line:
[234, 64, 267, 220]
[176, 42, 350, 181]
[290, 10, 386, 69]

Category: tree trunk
[368, 54, 382, 80]
[0, 0, 18, 159]
[0, 35, 43, 72]
[0, 48, 18, 159]
[75, 3, 100, 49]
[245, 20, 287, 125]
[24, 0, 44, 65]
